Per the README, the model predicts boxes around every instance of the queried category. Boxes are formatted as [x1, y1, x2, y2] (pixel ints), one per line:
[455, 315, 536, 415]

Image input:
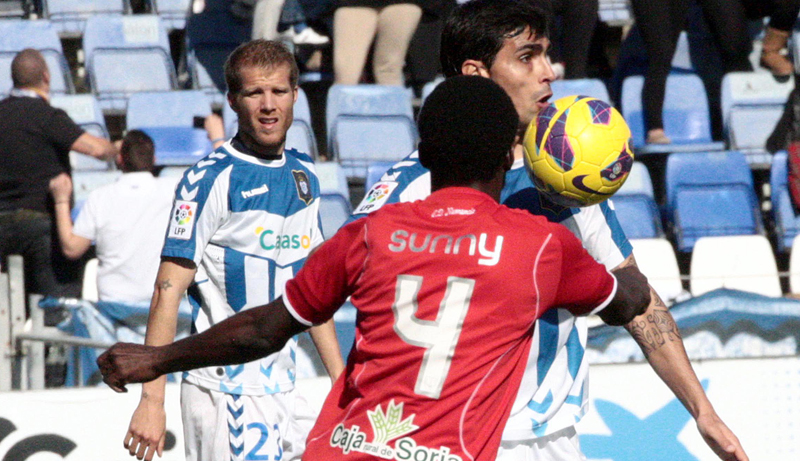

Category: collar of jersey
[117, 171, 156, 185]
[222, 139, 287, 168]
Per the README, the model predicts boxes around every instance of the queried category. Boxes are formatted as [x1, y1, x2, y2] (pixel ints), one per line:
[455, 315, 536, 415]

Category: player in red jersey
[97, 76, 650, 460]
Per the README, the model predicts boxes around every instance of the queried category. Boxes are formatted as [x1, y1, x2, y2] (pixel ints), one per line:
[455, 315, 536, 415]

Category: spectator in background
[545, 0, 598, 80]
[332, 0, 423, 84]
[48, 130, 177, 306]
[628, 0, 689, 145]
[0, 48, 117, 318]
[696, 0, 800, 82]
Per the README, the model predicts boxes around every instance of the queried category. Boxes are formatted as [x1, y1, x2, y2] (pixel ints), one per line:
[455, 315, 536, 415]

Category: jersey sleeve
[161, 164, 230, 265]
[574, 201, 633, 269]
[44, 107, 84, 154]
[283, 219, 368, 326]
[551, 224, 617, 316]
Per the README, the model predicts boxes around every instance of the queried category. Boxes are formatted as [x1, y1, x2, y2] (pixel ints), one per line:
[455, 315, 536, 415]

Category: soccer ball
[522, 95, 633, 207]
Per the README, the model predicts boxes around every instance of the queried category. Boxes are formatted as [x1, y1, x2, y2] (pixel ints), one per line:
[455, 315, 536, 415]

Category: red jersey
[284, 187, 616, 461]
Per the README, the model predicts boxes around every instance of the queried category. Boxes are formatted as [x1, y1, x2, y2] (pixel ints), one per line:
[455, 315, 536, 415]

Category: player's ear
[461, 60, 490, 78]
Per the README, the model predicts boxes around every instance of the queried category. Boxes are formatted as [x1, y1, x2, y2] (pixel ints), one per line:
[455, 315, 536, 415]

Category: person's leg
[252, 0, 286, 40]
[630, 0, 689, 143]
[695, 0, 752, 73]
[559, 0, 598, 79]
[333, 7, 379, 84]
[372, 3, 423, 85]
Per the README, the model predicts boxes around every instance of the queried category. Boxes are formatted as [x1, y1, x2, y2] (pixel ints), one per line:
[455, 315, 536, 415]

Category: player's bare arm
[597, 265, 650, 326]
[309, 319, 345, 382]
[618, 254, 749, 461]
[124, 257, 196, 461]
[98, 297, 308, 390]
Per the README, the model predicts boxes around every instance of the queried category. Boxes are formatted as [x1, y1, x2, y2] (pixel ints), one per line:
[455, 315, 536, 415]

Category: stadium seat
[690, 235, 782, 297]
[153, 0, 191, 31]
[319, 193, 352, 240]
[0, 20, 74, 96]
[720, 72, 793, 166]
[616, 161, 654, 197]
[83, 15, 176, 114]
[629, 238, 684, 305]
[126, 90, 213, 166]
[598, 0, 632, 26]
[315, 162, 350, 200]
[620, 74, 724, 153]
[770, 151, 800, 253]
[50, 94, 111, 171]
[610, 194, 663, 239]
[222, 87, 318, 158]
[365, 160, 398, 190]
[550, 78, 610, 103]
[670, 31, 692, 72]
[665, 151, 762, 252]
[420, 76, 444, 104]
[45, 0, 127, 37]
[326, 84, 417, 178]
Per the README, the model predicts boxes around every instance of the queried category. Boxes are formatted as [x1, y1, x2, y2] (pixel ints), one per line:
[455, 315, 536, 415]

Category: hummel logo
[242, 184, 269, 199]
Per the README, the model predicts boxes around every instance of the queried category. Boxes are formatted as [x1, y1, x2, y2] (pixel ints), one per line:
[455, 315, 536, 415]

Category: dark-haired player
[350, 1, 748, 460]
[98, 75, 652, 461]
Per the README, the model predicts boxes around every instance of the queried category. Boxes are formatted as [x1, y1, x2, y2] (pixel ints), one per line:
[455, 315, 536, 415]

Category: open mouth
[536, 93, 552, 108]
[258, 116, 279, 127]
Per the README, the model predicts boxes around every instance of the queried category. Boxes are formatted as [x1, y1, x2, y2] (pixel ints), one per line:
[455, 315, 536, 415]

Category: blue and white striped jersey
[350, 153, 632, 440]
[163, 141, 324, 396]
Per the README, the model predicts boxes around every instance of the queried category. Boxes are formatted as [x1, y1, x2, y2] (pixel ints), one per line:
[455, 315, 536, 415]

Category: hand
[97, 343, 163, 392]
[48, 173, 73, 204]
[204, 113, 225, 147]
[696, 412, 749, 461]
[124, 398, 166, 461]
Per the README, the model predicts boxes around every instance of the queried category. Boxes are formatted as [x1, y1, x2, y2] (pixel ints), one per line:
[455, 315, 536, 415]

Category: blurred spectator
[48, 130, 177, 305]
[628, 0, 690, 144]
[333, 0, 423, 84]
[545, 0, 598, 80]
[253, 0, 330, 44]
[696, 0, 800, 82]
[0, 49, 117, 315]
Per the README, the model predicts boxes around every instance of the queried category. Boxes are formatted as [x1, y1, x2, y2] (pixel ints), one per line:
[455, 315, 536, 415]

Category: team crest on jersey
[329, 400, 462, 460]
[168, 200, 197, 240]
[292, 170, 313, 205]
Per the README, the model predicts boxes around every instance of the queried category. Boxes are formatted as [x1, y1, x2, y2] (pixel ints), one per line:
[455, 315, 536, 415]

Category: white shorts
[496, 426, 586, 461]
[180, 381, 318, 461]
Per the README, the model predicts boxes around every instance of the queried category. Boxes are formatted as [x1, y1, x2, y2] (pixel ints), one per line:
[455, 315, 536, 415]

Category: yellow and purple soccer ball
[522, 95, 633, 207]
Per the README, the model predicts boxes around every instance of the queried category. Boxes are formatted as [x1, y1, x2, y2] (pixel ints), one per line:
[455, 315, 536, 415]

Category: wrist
[210, 137, 225, 144]
[54, 200, 70, 205]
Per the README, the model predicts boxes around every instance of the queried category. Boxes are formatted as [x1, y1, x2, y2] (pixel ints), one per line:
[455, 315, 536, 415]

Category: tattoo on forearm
[157, 279, 173, 291]
[625, 289, 681, 356]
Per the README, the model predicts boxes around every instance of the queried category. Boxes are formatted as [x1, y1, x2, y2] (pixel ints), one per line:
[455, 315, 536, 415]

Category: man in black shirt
[0, 48, 117, 311]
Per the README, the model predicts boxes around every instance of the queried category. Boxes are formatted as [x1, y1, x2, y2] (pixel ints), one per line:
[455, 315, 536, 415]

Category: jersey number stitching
[391, 275, 474, 399]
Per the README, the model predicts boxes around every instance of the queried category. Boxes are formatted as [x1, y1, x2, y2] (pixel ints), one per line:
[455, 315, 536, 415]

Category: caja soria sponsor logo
[255, 227, 311, 250]
[329, 400, 462, 461]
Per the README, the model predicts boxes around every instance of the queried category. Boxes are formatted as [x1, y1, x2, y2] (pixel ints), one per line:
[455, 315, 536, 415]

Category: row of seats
[43, 0, 190, 35]
[0, 16, 215, 113]
[614, 152, 767, 254]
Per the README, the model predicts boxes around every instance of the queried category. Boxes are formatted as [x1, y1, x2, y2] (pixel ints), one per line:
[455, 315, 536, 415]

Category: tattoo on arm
[157, 279, 173, 291]
[625, 287, 681, 356]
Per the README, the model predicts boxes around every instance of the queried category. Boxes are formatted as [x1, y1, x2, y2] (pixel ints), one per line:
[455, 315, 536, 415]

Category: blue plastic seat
[319, 193, 352, 240]
[83, 15, 176, 114]
[127, 90, 213, 166]
[665, 151, 762, 252]
[771, 151, 800, 253]
[365, 160, 398, 190]
[326, 84, 417, 177]
[621, 74, 724, 153]
[616, 161, 654, 198]
[550, 78, 610, 103]
[611, 194, 664, 239]
[0, 20, 74, 96]
[45, 0, 127, 37]
[153, 0, 191, 30]
[222, 87, 318, 158]
[189, 50, 225, 109]
[50, 94, 110, 170]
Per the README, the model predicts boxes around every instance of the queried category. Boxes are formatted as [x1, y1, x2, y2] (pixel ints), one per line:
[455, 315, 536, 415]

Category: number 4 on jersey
[392, 275, 475, 399]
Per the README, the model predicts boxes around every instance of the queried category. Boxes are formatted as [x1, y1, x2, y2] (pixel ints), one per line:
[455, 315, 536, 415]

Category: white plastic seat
[630, 238, 683, 305]
[616, 161, 654, 197]
[314, 162, 350, 200]
[690, 235, 782, 297]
